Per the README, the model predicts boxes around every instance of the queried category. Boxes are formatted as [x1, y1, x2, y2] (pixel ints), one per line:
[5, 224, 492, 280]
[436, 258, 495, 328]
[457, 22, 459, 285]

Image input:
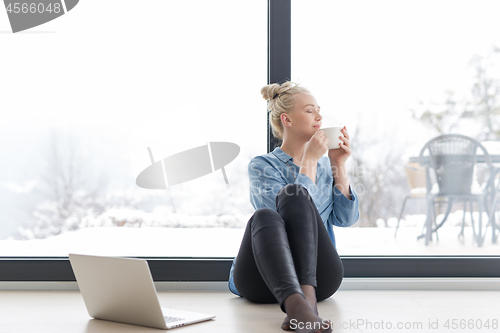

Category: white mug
[321, 127, 343, 149]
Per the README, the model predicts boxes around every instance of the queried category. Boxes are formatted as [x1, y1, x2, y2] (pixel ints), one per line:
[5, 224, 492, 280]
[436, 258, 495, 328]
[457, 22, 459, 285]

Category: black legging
[233, 184, 343, 312]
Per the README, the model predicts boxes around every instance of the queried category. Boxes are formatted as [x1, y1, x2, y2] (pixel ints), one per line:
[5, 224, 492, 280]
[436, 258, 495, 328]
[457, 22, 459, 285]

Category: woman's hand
[328, 126, 351, 166]
[302, 130, 329, 162]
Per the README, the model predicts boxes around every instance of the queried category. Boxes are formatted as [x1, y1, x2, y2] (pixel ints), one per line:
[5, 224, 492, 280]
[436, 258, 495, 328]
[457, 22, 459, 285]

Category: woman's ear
[281, 113, 291, 127]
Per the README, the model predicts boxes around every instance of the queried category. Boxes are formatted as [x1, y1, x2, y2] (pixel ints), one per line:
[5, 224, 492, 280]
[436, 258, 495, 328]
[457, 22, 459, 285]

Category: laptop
[69, 254, 215, 330]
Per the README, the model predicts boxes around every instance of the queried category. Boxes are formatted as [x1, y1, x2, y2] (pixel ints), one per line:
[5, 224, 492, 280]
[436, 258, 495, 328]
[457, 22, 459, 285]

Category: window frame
[2, 256, 500, 281]
[0, 0, 499, 283]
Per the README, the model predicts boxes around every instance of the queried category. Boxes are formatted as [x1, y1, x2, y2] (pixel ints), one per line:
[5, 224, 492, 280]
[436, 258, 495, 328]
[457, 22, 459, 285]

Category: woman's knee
[253, 207, 279, 219]
[277, 184, 311, 203]
[250, 208, 284, 230]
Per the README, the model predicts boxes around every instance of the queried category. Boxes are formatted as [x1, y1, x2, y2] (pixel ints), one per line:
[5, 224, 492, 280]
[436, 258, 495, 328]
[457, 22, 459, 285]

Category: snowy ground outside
[1, 211, 498, 257]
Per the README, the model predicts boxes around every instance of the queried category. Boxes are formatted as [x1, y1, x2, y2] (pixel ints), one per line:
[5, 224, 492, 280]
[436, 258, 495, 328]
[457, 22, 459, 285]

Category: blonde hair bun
[260, 83, 282, 101]
[261, 81, 310, 140]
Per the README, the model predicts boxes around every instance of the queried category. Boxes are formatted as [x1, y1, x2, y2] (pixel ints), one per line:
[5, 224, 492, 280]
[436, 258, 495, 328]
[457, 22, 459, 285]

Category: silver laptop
[69, 254, 215, 330]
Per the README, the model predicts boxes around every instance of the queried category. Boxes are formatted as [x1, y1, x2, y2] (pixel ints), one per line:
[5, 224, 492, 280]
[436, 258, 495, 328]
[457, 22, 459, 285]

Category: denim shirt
[228, 147, 360, 296]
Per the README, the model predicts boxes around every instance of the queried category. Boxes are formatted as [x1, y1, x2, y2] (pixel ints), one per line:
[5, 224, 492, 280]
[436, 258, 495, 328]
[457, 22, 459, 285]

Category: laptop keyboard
[163, 316, 184, 323]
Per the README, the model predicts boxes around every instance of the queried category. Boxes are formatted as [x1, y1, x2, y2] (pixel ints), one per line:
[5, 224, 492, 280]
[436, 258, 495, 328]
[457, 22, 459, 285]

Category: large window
[292, 0, 500, 255]
[1, 0, 499, 282]
[0, 0, 266, 257]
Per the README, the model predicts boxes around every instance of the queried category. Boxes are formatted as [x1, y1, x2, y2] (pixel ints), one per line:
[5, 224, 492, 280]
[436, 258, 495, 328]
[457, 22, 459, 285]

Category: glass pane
[0, 0, 266, 257]
[292, 0, 500, 255]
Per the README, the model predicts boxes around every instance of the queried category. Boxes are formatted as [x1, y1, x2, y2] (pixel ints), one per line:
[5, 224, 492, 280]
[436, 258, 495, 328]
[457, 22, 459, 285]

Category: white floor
[2, 289, 500, 333]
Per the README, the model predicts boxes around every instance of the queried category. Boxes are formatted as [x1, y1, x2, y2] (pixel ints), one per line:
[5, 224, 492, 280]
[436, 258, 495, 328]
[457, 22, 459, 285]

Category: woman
[228, 81, 359, 333]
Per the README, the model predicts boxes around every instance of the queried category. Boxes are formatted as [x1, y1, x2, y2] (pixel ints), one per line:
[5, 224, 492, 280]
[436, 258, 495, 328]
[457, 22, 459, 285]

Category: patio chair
[417, 134, 494, 246]
[394, 162, 430, 237]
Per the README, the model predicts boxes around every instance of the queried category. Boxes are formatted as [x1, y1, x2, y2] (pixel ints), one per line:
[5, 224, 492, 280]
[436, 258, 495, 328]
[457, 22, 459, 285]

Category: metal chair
[417, 134, 494, 246]
[394, 162, 430, 237]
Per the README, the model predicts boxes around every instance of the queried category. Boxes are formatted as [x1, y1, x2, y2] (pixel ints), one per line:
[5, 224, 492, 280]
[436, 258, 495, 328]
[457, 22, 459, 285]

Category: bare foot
[283, 293, 332, 333]
[282, 285, 319, 331]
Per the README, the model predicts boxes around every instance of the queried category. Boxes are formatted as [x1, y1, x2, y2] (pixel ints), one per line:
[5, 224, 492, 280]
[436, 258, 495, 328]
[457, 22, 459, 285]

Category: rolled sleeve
[330, 185, 359, 227]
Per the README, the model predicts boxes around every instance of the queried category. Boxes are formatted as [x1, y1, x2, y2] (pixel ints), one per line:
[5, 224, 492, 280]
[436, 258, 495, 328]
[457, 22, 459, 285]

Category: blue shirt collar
[271, 146, 293, 164]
